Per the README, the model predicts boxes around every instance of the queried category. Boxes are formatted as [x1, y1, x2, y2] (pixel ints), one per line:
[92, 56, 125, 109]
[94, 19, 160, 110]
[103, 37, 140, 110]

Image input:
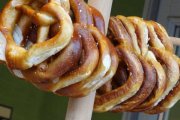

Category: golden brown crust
[1, 0, 117, 98]
[88, 6, 105, 34]
[149, 21, 174, 53]
[116, 15, 141, 54]
[57, 26, 118, 97]
[70, 0, 93, 25]
[111, 57, 156, 112]
[144, 48, 179, 113]
[127, 17, 149, 56]
[22, 25, 82, 88]
[2, 0, 180, 113]
[146, 21, 166, 51]
[94, 42, 144, 112]
[132, 51, 167, 111]
[145, 81, 180, 114]
[108, 17, 133, 47]
[42, 24, 99, 91]
[0, 0, 73, 70]
[106, 16, 171, 113]
[145, 55, 180, 114]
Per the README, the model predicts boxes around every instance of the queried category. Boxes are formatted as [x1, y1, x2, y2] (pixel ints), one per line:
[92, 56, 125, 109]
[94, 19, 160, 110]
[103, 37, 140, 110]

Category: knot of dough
[0, 0, 73, 70]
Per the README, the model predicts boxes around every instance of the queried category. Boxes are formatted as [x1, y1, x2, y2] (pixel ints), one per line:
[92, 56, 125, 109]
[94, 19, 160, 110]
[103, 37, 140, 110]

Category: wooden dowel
[65, 0, 113, 120]
[88, 0, 113, 32]
[65, 92, 96, 120]
[170, 37, 180, 46]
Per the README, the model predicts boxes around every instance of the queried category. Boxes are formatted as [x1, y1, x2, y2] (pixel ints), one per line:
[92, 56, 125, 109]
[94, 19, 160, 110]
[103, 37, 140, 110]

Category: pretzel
[5, 0, 78, 84]
[50, 0, 117, 96]
[94, 41, 144, 112]
[95, 17, 143, 112]
[106, 16, 157, 112]
[142, 21, 180, 114]
[12, 11, 99, 94]
[22, 24, 83, 88]
[88, 5, 105, 34]
[0, 0, 73, 70]
[2, 0, 179, 114]
[1, 0, 117, 99]
[108, 17, 133, 48]
[12, 0, 90, 90]
[70, 0, 93, 25]
[145, 55, 180, 114]
[147, 55, 180, 114]
[109, 16, 179, 113]
[132, 51, 166, 111]
[145, 48, 180, 114]
[57, 26, 118, 97]
[0, 1, 81, 88]
[122, 17, 167, 111]
[147, 21, 174, 53]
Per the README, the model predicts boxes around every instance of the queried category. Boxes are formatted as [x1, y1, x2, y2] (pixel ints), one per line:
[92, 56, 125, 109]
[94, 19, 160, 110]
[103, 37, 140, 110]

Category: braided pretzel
[88, 6, 105, 34]
[40, 0, 116, 96]
[2, 0, 76, 82]
[57, 26, 118, 97]
[0, 1, 81, 88]
[116, 15, 141, 54]
[7, 0, 115, 97]
[106, 16, 157, 112]
[106, 16, 179, 113]
[95, 18, 143, 112]
[145, 55, 180, 114]
[21, 24, 82, 87]
[147, 21, 174, 53]
[146, 48, 180, 114]
[10, 0, 99, 92]
[0, 0, 73, 70]
[124, 17, 168, 111]
[4, 0, 115, 98]
[54, 3, 118, 97]
[52, 1, 117, 96]
[94, 41, 143, 112]
[13, 0, 87, 90]
[142, 21, 180, 114]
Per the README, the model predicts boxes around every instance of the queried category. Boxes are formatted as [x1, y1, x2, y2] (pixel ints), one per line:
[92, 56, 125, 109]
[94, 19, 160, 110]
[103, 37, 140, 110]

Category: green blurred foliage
[111, 0, 145, 16]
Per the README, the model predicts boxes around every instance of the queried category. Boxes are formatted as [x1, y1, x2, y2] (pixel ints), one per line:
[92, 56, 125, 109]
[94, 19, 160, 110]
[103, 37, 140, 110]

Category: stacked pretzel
[0, 0, 118, 98]
[94, 16, 180, 114]
[0, 0, 180, 115]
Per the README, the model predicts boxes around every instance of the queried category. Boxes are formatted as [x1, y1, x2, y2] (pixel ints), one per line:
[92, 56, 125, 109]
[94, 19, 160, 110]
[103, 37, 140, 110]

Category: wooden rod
[65, 92, 96, 120]
[88, 0, 113, 33]
[170, 37, 180, 46]
[65, 0, 113, 120]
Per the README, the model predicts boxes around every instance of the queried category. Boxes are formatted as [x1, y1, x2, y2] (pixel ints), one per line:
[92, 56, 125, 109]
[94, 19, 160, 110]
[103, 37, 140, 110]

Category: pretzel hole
[97, 61, 129, 95]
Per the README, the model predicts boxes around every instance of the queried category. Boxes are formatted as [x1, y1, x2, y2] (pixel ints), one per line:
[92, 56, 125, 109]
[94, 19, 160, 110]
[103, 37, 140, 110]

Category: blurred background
[0, 0, 180, 120]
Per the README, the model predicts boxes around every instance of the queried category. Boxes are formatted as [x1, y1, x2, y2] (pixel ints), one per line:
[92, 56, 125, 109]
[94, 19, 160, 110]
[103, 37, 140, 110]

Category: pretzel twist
[144, 21, 180, 114]
[103, 16, 157, 112]
[0, 0, 73, 70]
[97, 15, 180, 114]
[0, 0, 118, 98]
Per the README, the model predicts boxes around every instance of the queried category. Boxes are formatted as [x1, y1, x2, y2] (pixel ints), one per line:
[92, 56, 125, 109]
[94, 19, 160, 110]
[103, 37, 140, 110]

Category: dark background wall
[0, 0, 145, 120]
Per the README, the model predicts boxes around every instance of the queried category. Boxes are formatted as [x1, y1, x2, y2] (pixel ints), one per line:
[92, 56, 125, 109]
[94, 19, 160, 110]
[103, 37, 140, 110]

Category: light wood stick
[88, 0, 113, 32]
[170, 37, 180, 46]
[65, 0, 113, 120]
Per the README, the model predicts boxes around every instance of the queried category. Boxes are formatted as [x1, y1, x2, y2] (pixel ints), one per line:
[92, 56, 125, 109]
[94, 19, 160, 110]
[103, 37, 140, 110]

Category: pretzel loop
[0, 1, 73, 70]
